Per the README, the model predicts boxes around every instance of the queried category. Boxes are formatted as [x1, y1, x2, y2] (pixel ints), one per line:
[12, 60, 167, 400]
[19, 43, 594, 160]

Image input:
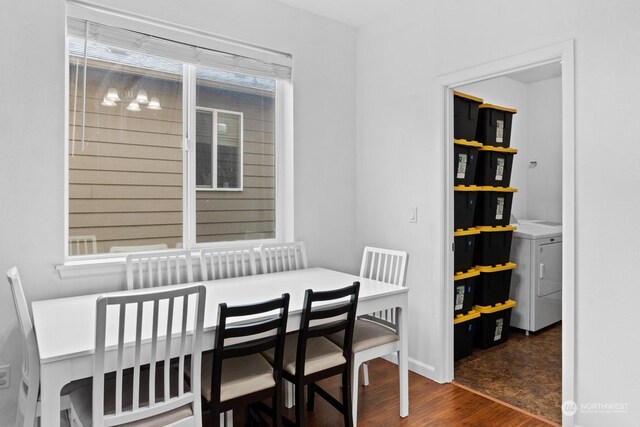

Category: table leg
[398, 303, 409, 417]
[40, 362, 70, 427]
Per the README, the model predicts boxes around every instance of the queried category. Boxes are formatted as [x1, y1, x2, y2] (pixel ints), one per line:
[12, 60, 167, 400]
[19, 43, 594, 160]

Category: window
[196, 108, 243, 191]
[66, 12, 291, 258]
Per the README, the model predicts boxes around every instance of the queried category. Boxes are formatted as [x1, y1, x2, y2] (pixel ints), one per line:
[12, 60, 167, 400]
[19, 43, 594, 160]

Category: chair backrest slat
[199, 246, 258, 281]
[7, 267, 41, 427]
[296, 282, 359, 378]
[126, 250, 193, 290]
[359, 246, 408, 332]
[259, 242, 308, 274]
[210, 294, 289, 408]
[94, 284, 205, 426]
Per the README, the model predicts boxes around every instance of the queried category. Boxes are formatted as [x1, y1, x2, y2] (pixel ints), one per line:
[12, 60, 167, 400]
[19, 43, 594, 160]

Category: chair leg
[352, 358, 361, 427]
[307, 383, 315, 411]
[342, 370, 353, 427]
[284, 380, 294, 408]
[295, 382, 305, 427]
[362, 361, 370, 386]
[273, 386, 283, 427]
[225, 410, 233, 427]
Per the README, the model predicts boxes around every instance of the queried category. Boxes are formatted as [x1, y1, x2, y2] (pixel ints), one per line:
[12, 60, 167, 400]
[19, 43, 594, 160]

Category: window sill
[56, 257, 127, 279]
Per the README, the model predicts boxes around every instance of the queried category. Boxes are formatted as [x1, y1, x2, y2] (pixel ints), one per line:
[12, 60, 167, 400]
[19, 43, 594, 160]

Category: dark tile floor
[455, 323, 562, 425]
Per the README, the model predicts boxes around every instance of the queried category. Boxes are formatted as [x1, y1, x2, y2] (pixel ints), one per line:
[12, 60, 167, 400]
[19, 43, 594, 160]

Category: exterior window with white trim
[196, 108, 243, 191]
[66, 12, 288, 257]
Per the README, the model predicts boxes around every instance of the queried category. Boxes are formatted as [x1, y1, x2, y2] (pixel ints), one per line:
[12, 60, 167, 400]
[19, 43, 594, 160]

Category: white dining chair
[259, 241, 309, 408]
[7, 267, 86, 427]
[125, 250, 193, 290]
[67, 284, 206, 427]
[69, 235, 97, 256]
[331, 246, 408, 425]
[259, 242, 308, 274]
[199, 246, 258, 281]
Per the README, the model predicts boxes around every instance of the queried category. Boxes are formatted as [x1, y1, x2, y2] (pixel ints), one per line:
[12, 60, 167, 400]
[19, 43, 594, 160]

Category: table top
[32, 268, 408, 364]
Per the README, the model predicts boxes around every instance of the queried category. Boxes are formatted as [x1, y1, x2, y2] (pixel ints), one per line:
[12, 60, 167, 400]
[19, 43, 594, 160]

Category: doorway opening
[440, 42, 575, 426]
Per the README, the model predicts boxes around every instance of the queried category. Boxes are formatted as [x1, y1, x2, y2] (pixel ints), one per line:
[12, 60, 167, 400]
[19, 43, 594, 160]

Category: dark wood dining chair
[197, 294, 290, 427]
[263, 282, 360, 427]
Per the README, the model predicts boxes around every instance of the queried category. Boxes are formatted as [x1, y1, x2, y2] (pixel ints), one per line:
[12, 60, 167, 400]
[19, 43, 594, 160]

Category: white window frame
[194, 107, 244, 192]
[59, 2, 293, 276]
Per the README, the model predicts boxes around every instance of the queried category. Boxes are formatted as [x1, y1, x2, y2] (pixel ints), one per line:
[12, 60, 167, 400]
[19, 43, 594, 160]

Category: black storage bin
[454, 185, 479, 230]
[476, 104, 517, 147]
[454, 139, 482, 186]
[454, 269, 478, 316]
[474, 262, 516, 307]
[474, 225, 516, 266]
[476, 146, 517, 187]
[454, 91, 484, 140]
[475, 187, 517, 227]
[454, 310, 480, 360]
[474, 300, 516, 349]
[454, 228, 479, 273]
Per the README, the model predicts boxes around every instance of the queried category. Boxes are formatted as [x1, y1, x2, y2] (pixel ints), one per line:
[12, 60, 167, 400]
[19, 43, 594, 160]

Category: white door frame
[439, 40, 575, 426]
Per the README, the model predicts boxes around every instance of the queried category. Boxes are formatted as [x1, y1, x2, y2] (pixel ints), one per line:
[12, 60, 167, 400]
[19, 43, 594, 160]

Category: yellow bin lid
[454, 185, 480, 192]
[454, 138, 483, 148]
[454, 269, 480, 281]
[479, 103, 517, 114]
[454, 91, 484, 103]
[476, 225, 517, 233]
[479, 145, 518, 154]
[474, 262, 517, 273]
[474, 299, 517, 314]
[454, 309, 481, 324]
[454, 227, 480, 237]
[476, 186, 518, 192]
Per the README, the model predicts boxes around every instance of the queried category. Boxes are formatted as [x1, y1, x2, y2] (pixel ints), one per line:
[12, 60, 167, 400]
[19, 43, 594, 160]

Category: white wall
[458, 77, 529, 219]
[526, 76, 563, 222]
[0, 1, 357, 424]
[356, 1, 640, 425]
[459, 75, 564, 223]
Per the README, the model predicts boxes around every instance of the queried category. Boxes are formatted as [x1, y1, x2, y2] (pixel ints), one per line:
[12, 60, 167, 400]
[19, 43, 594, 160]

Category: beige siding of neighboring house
[68, 60, 275, 254]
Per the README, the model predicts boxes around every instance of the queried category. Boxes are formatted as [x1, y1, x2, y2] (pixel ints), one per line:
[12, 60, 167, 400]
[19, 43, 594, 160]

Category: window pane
[195, 67, 276, 243]
[196, 110, 213, 188]
[68, 37, 183, 255]
[217, 112, 241, 189]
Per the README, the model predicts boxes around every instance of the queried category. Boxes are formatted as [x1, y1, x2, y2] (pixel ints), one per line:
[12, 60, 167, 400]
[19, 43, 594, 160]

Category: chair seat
[263, 334, 346, 376]
[330, 319, 399, 353]
[193, 352, 275, 402]
[69, 367, 193, 427]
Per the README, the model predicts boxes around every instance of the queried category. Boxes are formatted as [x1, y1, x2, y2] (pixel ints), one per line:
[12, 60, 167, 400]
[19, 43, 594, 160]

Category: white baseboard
[377, 354, 438, 382]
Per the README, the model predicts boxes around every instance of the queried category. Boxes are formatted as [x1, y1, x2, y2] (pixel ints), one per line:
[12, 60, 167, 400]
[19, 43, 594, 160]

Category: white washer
[509, 219, 562, 333]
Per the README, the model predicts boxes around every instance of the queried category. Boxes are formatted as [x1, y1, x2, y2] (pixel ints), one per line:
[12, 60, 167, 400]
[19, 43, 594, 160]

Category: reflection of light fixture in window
[135, 89, 149, 104]
[101, 96, 117, 107]
[126, 101, 141, 112]
[217, 123, 227, 133]
[147, 96, 162, 110]
[102, 87, 161, 111]
[106, 87, 121, 102]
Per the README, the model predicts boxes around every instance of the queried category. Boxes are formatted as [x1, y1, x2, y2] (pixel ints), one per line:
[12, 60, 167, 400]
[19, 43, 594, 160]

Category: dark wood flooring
[204, 358, 554, 426]
[455, 323, 562, 425]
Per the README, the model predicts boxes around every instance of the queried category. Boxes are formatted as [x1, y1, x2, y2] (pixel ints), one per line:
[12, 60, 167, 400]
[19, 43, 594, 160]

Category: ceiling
[507, 62, 562, 84]
[273, 0, 414, 28]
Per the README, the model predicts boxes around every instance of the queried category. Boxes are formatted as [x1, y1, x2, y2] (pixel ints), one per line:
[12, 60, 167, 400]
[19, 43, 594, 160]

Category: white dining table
[32, 267, 409, 427]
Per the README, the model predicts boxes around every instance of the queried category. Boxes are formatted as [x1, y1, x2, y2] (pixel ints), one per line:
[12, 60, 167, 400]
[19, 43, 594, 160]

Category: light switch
[409, 207, 418, 223]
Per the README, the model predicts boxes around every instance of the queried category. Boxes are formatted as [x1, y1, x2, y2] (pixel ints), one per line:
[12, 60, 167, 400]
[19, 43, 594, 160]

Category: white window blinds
[67, 15, 292, 81]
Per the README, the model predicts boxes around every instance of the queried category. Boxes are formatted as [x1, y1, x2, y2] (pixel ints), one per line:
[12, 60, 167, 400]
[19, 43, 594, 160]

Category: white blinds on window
[67, 17, 292, 81]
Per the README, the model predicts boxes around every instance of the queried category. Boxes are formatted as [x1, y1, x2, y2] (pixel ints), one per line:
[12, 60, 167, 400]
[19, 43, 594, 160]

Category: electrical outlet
[0, 365, 10, 390]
